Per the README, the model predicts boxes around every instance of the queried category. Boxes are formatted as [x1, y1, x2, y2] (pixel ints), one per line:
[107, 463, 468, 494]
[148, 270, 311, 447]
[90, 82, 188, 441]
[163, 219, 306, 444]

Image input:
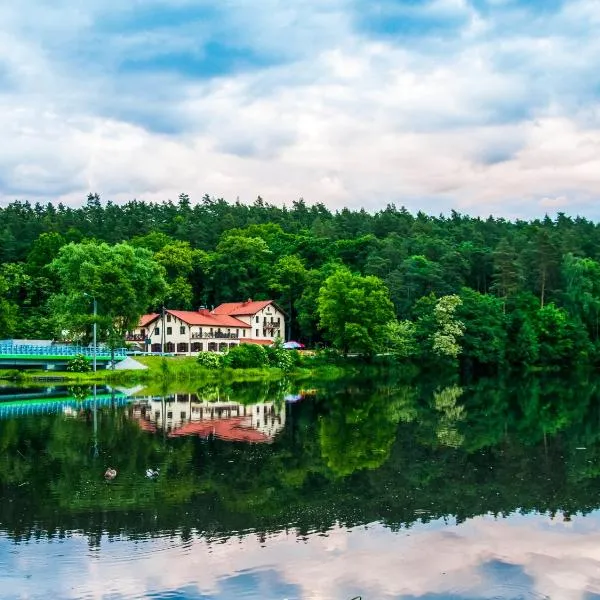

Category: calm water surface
[1, 375, 600, 599]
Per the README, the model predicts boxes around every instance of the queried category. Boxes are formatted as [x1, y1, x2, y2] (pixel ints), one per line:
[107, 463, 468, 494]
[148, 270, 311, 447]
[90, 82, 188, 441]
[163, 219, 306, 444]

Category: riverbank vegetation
[1, 195, 600, 372]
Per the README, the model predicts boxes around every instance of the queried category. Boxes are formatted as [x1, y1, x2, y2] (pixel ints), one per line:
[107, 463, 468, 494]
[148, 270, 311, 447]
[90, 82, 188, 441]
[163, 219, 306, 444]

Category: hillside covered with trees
[2, 193, 600, 372]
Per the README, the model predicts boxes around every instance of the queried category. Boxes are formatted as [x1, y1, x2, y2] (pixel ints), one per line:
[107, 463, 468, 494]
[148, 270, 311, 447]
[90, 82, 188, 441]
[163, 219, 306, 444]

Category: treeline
[2, 193, 600, 370]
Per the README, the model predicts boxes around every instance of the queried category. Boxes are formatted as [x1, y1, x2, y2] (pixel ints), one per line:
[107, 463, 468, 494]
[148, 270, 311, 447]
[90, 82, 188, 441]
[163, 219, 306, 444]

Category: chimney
[198, 307, 210, 315]
[245, 298, 252, 305]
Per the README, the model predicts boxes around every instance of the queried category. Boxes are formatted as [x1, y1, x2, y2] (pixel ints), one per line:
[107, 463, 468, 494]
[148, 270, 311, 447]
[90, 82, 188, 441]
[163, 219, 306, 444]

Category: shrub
[66, 354, 91, 373]
[196, 352, 222, 369]
[221, 344, 268, 369]
[265, 346, 295, 370]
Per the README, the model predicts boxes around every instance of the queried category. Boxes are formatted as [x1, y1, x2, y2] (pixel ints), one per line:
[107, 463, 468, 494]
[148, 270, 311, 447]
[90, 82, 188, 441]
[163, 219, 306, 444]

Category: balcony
[191, 332, 239, 340]
[125, 334, 147, 342]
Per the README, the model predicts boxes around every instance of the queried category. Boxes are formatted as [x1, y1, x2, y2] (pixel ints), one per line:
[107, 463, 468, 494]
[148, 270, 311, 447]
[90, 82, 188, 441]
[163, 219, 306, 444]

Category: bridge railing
[0, 343, 128, 359]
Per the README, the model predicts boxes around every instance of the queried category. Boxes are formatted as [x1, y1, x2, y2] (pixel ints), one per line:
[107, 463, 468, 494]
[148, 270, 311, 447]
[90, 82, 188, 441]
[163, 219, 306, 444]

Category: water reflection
[2, 374, 600, 599]
[131, 393, 285, 442]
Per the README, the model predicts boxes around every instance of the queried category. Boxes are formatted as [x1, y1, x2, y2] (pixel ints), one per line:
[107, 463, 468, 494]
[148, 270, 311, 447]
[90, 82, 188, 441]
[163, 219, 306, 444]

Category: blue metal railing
[0, 342, 128, 359]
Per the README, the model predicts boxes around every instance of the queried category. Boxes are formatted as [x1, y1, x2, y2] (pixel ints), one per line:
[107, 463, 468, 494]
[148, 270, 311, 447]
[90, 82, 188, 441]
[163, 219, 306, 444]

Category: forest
[2, 192, 600, 371]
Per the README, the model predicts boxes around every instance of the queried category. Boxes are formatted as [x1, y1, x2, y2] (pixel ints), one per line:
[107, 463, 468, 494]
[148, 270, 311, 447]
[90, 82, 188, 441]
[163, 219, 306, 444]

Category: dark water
[2, 374, 600, 599]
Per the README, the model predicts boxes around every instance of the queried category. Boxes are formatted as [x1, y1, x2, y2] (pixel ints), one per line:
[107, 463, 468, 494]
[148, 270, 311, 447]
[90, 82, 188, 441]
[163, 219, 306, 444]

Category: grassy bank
[0, 354, 349, 386]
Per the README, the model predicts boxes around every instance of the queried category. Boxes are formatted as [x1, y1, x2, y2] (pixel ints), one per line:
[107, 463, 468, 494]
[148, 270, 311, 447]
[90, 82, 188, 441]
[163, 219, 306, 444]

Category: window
[154, 327, 160, 335]
[199, 328, 202, 336]
[236, 329, 239, 337]
[180, 412, 186, 419]
[180, 326, 186, 334]
[166, 314, 172, 322]
[263, 329, 266, 337]
[256, 316, 259, 323]
[166, 327, 172, 335]
[167, 411, 173, 419]
[256, 329, 259, 337]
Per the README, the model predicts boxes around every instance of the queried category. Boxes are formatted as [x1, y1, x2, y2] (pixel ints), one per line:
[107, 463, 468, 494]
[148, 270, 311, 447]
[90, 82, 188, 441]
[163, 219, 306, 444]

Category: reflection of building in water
[130, 393, 285, 443]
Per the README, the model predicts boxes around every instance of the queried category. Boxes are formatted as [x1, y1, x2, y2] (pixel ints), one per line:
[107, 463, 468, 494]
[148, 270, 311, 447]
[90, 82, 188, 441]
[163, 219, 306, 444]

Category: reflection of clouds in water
[3, 512, 600, 599]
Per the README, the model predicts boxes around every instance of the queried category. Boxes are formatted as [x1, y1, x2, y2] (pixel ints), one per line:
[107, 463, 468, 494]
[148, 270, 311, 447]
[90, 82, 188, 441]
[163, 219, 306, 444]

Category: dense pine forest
[2, 192, 600, 372]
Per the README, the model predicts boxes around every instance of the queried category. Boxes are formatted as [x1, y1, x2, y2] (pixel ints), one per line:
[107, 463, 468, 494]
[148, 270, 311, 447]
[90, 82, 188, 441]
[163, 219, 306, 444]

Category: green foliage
[265, 346, 296, 370]
[49, 241, 167, 346]
[431, 295, 464, 359]
[0, 271, 18, 338]
[66, 354, 91, 373]
[383, 320, 417, 359]
[317, 268, 395, 356]
[457, 288, 507, 368]
[221, 344, 269, 369]
[2, 196, 600, 371]
[196, 352, 222, 369]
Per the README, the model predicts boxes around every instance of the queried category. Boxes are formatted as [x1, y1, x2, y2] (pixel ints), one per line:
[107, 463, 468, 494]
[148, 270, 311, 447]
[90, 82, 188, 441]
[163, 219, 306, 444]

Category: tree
[413, 294, 465, 364]
[317, 268, 395, 356]
[431, 295, 465, 359]
[208, 234, 272, 303]
[491, 238, 522, 308]
[0, 272, 17, 338]
[383, 320, 418, 359]
[154, 241, 197, 309]
[269, 255, 308, 340]
[50, 242, 167, 356]
[562, 253, 600, 341]
[457, 288, 507, 369]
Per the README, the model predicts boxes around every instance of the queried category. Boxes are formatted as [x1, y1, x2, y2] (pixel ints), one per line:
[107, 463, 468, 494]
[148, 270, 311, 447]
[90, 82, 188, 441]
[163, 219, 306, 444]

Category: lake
[1, 373, 600, 599]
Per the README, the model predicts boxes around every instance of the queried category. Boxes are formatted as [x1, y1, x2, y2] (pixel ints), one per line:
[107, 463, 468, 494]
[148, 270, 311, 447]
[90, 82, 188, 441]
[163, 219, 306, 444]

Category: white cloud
[0, 0, 599, 218]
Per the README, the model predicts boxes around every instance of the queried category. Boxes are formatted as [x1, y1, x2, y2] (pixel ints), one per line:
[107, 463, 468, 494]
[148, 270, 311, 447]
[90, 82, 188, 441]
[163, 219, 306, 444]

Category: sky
[3, 513, 600, 599]
[1, 0, 599, 219]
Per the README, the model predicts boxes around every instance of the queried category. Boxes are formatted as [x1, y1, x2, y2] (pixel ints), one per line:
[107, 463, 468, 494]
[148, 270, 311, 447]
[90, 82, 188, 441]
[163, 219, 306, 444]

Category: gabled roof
[137, 310, 249, 329]
[167, 310, 250, 328]
[213, 300, 277, 316]
[139, 313, 159, 327]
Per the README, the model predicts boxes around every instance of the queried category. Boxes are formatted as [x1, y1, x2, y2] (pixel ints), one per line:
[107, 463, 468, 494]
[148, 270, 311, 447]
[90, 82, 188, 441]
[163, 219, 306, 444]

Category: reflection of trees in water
[2, 373, 600, 544]
[433, 385, 465, 448]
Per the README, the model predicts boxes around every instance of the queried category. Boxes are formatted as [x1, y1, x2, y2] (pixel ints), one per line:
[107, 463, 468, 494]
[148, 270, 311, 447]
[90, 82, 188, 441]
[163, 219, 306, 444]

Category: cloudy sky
[1, 0, 599, 218]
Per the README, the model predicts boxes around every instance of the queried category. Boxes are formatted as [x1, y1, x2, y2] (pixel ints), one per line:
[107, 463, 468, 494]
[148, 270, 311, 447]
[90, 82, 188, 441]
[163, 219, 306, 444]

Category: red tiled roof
[167, 418, 271, 443]
[168, 309, 250, 328]
[138, 310, 250, 328]
[213, 300, 274, 316]
[139, 313, 159, 327]
[239, 338, 273, 346]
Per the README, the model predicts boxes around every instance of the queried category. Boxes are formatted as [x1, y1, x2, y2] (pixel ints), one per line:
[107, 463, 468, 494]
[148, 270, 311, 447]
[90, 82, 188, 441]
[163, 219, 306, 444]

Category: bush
[265, 346, 296, 370]
[196, 352, 222, 369]
[66, 354, 91, 373]
[221, 344, 268, 369]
